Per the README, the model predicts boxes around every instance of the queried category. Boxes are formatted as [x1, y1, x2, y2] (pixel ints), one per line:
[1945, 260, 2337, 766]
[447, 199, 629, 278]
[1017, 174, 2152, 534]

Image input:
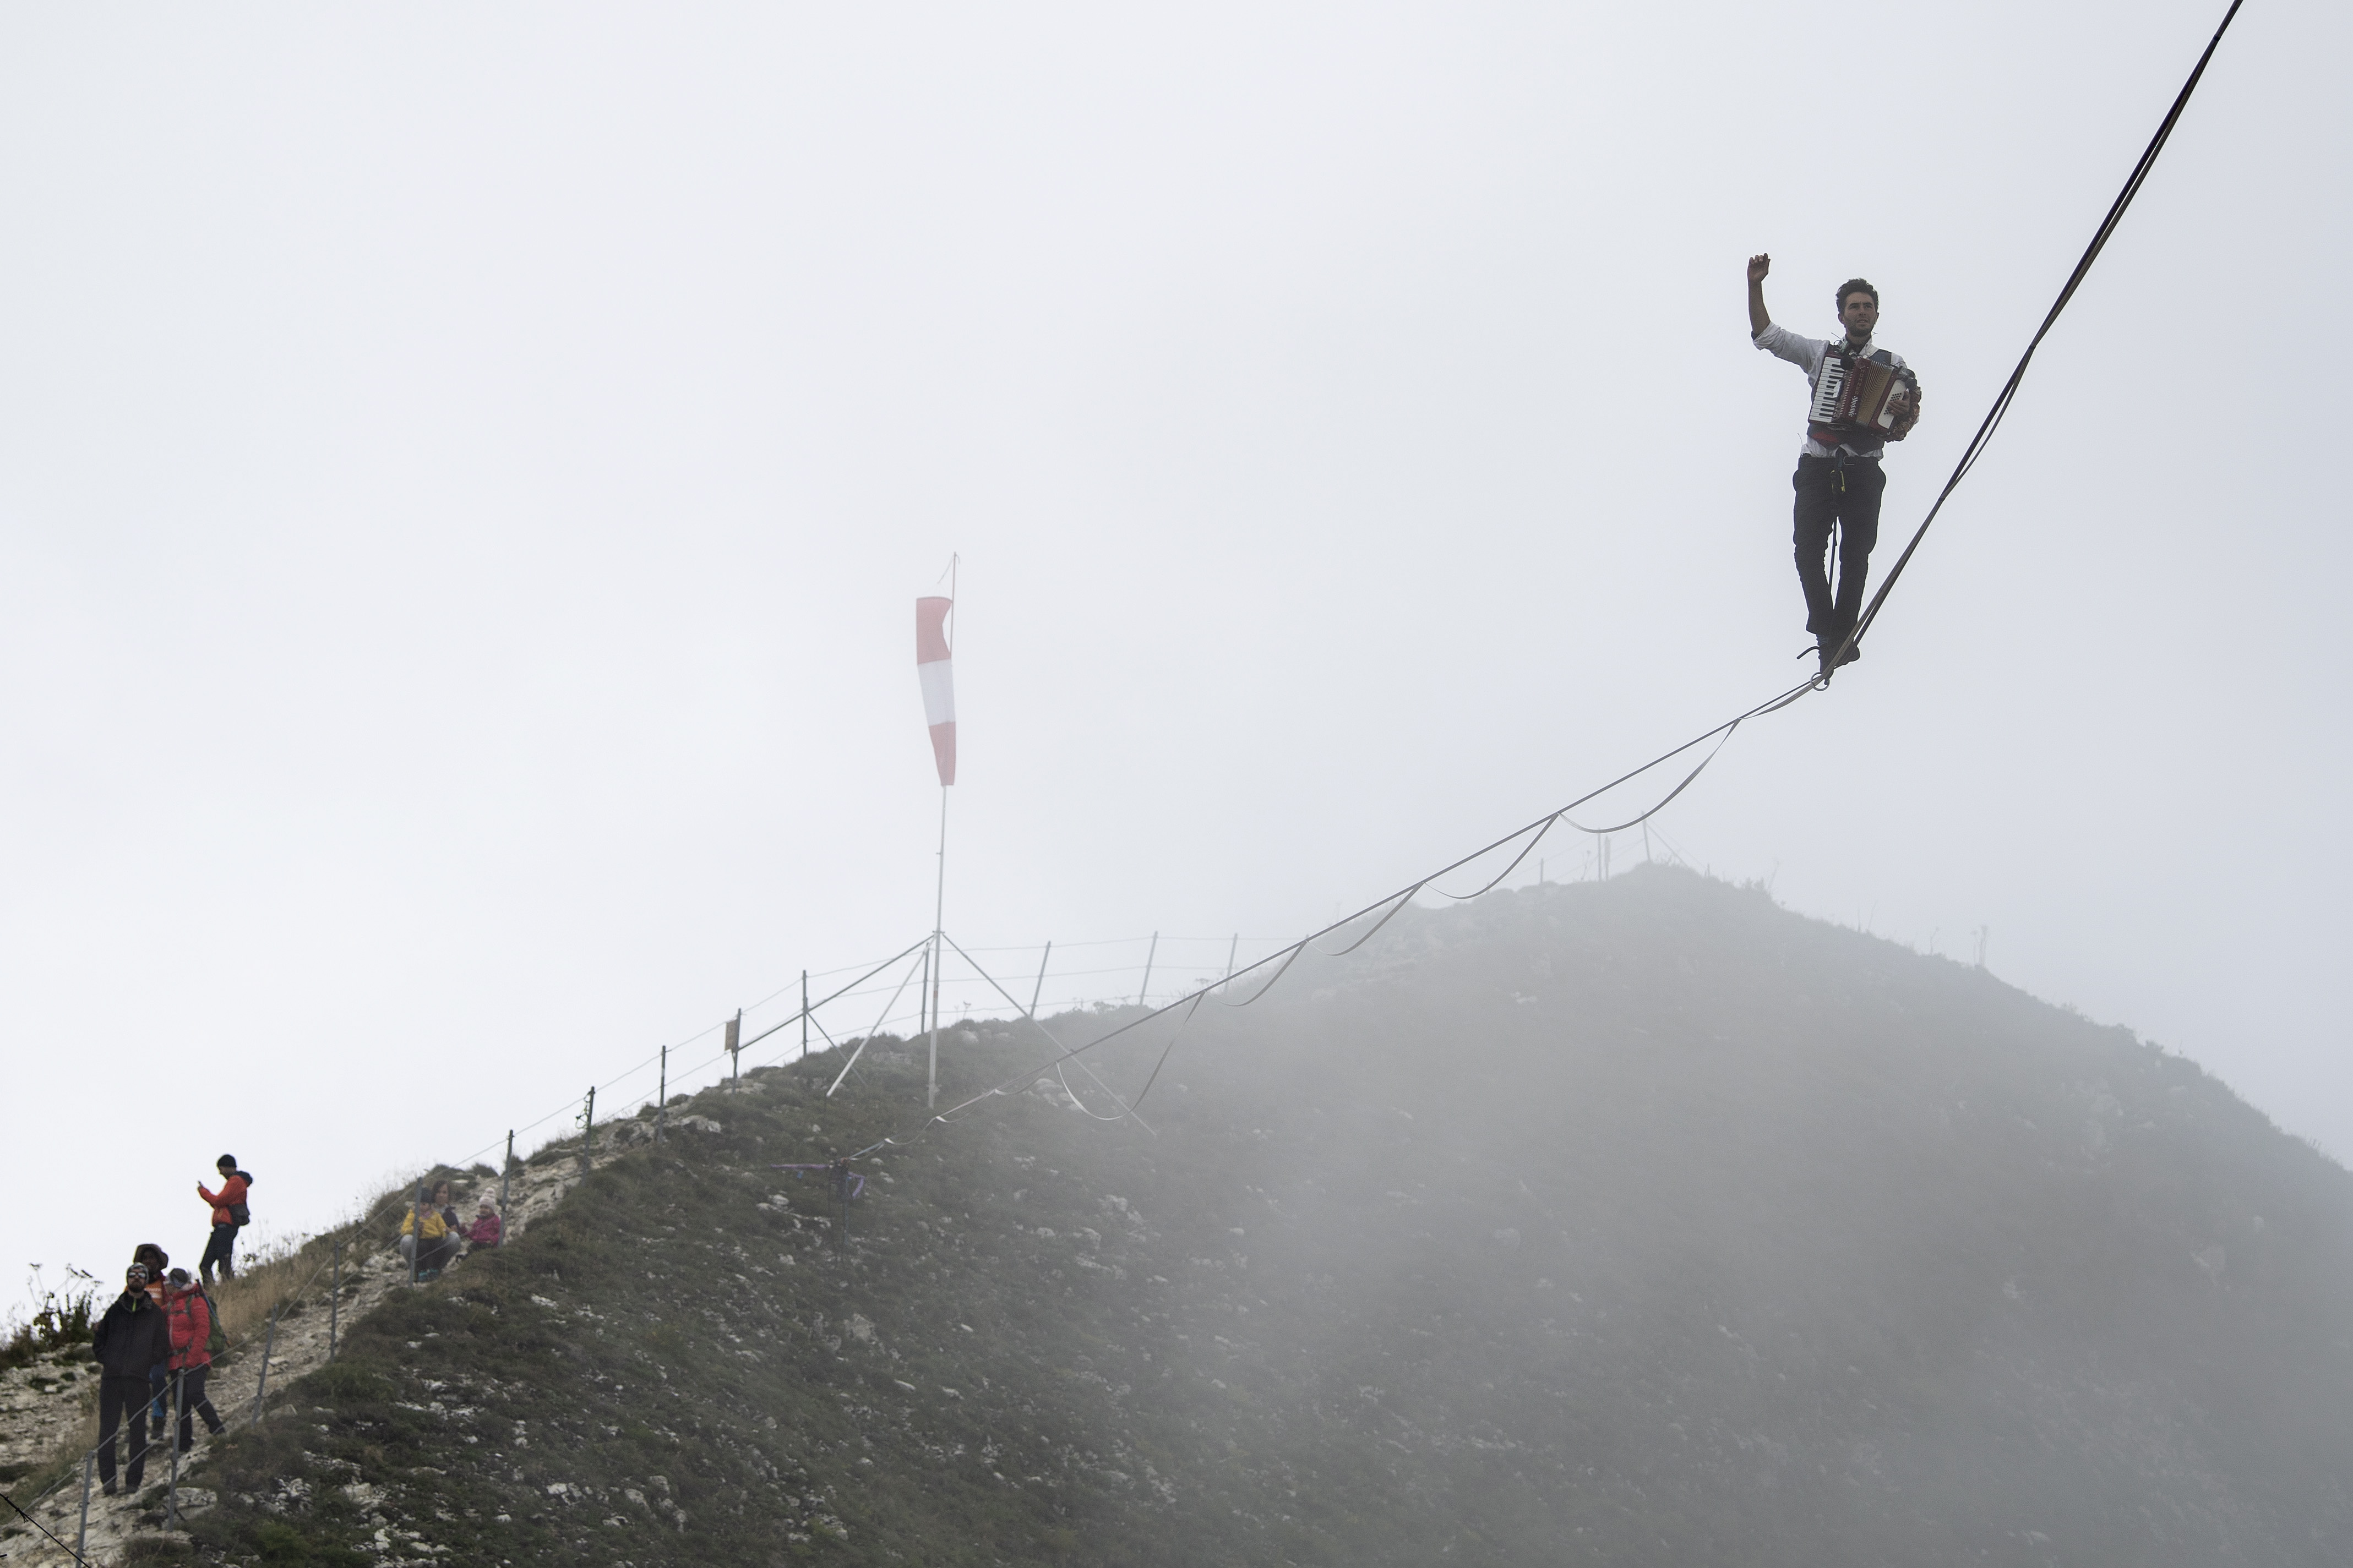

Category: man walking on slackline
[1746, 254, 1921, 676]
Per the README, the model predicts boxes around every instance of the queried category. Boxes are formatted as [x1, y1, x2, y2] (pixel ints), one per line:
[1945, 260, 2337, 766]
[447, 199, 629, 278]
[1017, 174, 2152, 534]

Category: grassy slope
[180, 868, 2353, 1567]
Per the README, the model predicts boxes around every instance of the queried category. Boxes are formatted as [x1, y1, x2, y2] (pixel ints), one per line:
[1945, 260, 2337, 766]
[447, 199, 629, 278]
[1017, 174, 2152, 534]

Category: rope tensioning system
[840, 668, 1818, 1158]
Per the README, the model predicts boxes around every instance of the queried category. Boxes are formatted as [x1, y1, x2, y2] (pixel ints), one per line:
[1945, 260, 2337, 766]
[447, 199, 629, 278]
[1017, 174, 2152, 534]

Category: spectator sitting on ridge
[432, 1179, 462, 1234]
[399, 1190, 459, 1280]
[464, 1200, 503, 1252]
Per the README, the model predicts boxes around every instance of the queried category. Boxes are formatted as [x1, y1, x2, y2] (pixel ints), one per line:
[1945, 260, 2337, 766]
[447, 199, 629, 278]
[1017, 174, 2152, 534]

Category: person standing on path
[130, 1244, 172, 1439]
[197, 1155, 252, 1285]
[91, 1264, 172, 1496]
[161, 1269, 226, 1451]
[1746, 254, 1921, 676]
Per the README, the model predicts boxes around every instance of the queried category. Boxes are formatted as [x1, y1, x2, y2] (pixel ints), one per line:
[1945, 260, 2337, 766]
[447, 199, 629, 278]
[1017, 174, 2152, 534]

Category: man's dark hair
[217, 1153, 238, 1169]
[1836, 278, 1878, 310]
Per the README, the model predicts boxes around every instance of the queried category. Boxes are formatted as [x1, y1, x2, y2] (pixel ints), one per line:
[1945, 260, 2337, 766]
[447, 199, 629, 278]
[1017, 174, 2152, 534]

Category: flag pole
[915, 559, 958, 1111]
[929, 784, 947, 1108]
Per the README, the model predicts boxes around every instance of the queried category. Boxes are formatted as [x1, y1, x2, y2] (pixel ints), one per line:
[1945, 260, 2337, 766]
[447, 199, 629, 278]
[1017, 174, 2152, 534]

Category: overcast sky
[3, 1, 2344, 1299]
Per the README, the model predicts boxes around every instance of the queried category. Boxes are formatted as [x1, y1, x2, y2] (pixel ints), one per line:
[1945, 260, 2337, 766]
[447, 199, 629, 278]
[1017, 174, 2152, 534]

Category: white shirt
[1753, 320, 1911, 461]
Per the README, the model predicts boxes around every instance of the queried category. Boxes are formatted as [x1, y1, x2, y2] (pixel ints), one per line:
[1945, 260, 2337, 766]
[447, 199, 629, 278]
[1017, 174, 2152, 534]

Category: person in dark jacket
[131, 1245, 172, 1439]
[197, 1155, 252, 1285]
[92, 1264, 173, 1495]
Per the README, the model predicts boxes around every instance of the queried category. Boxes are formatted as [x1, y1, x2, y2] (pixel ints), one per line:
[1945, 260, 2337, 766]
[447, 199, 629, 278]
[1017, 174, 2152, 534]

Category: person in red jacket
[197, 1155, 252, 1285]
[161, 1269, 226, 1451]
[463, 1200, 503, 1252]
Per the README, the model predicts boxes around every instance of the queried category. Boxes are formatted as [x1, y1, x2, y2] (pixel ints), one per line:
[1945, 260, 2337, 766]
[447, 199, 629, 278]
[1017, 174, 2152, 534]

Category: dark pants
[148, 1365, 169, 1432]
[1793, 453, 1885, 646]
[173, 1367, 224, 1447]
[200, 1222, 237, 1283]
[97, 1375, 152, 1490]
[399, 1233, 460, 1276]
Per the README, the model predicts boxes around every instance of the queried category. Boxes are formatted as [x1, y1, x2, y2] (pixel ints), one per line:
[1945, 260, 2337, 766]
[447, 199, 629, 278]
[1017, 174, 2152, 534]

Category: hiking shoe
[101, 1482, 118, 1498]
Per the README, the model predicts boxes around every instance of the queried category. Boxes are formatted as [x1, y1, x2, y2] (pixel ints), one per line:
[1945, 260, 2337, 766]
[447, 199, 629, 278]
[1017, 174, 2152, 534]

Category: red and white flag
[915, 595, 955, 786]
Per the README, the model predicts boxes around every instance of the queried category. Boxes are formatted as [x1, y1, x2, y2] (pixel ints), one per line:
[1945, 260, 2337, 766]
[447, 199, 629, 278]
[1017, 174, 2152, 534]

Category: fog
[2, 1, 2346, 1305]
[1015, 872, 2353, 1561]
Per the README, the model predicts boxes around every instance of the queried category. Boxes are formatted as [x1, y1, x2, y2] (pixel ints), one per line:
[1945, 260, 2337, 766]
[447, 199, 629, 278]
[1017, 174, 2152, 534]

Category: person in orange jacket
[197, 1155, 252, 1286]
[161, 1269, 226, 1452]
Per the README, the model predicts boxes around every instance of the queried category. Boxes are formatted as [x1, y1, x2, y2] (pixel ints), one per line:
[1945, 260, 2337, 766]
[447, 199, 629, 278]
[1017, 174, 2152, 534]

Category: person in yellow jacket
[398, 1189, 459, 1280]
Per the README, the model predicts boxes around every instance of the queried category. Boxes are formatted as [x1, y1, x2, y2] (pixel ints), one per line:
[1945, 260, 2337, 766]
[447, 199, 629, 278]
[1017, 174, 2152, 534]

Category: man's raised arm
[1747, 253, 1772, 338]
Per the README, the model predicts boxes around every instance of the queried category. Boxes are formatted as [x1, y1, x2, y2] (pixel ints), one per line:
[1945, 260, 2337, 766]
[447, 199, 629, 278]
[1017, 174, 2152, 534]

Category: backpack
[201, 1286, 227, 1357]
[228, 1203, 250, 1228]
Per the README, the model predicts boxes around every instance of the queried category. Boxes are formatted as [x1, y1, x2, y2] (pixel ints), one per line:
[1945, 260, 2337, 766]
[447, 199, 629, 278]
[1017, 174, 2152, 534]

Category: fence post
[497, 1130, 514, 1220]
[250, 1306, 277, 1422]
[166, 1369, 183, 1527]
[1137, 931, 1159, 1006]
[801, 970, 808, 1059]
[408, 1187, 422, 1287]
[328, 1235, 341, 1362]
[1030, 941, 1052, 1015]
[657, 1046, 668, 1142]
[727, 1009, 742, 1090]
[580, 1086, 596, 1174]
[75, 1450, 92, 1558]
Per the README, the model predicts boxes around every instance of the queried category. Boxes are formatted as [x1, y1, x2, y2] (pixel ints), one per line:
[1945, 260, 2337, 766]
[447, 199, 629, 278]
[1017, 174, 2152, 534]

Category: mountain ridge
[36, 865, 2350, 1566]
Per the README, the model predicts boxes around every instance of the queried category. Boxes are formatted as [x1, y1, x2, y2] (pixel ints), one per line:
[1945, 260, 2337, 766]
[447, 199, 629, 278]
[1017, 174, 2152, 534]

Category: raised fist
[1746, 253, 1771, 284]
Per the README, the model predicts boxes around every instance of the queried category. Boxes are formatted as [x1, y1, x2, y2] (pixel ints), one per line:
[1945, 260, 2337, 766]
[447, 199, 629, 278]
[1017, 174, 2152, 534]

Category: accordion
[1808, 347, 1914, 439]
